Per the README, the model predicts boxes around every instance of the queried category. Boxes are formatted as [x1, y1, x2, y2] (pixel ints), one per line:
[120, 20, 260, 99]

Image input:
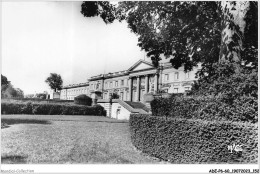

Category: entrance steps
[97, 99, 150, 115]
[124, 101, 150, 113]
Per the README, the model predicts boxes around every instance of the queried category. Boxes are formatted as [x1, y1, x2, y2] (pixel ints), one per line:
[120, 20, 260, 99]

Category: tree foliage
[81, 1, 116, 23]
[192, 62, 257, 100]
[1, 74, 9, 86]
[1, 74, 24, 98]
[45, 73, 63, 92]
[81, 1, 257, 71]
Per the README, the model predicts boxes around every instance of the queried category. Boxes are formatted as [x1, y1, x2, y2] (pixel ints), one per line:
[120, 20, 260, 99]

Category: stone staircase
[97, 99, 151, 116]
[124, 101, 150, 113]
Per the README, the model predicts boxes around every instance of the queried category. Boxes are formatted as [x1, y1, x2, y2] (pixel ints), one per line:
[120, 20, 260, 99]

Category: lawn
[1, 115, 164, 164]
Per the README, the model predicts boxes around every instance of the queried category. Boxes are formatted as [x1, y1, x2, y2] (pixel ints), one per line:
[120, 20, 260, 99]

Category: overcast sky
[2, 1, 149, 94]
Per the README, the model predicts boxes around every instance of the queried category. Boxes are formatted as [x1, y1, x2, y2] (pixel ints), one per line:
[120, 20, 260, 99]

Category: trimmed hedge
[150, 96, 258, 123]
[129, 114, 258, 164]
[74, 94, 92, 106]
[1, 101, 106, 116]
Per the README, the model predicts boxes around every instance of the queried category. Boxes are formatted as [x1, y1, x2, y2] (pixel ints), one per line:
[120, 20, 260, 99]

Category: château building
[60, 59, 201, 102]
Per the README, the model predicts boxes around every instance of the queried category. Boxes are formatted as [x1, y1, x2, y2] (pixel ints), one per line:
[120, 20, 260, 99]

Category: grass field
[1, 115, 164, 164]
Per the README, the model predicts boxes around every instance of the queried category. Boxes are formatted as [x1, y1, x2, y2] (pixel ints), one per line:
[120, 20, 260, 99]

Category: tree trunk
[219, 1, 249, 63]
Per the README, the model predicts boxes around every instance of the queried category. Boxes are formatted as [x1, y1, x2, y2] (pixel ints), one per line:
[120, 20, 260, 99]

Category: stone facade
[60, 83, 89, 100]
[60, 60, 201, 101]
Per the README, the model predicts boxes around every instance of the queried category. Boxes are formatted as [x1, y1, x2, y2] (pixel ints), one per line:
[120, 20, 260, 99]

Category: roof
[127, 59, 155, 71]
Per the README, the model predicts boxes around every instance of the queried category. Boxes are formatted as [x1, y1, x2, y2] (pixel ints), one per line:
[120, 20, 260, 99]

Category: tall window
[185, 72, 190, 79]
[120, 92, 124, 100]
[141, 77, 145, 84]
[165, 74, 169, 81]
[115, 81, 118, 87]
[121, 80, 124, 86]
[174, 72, 179, 80]
[149, 76, 154, 83]
[110, 82, 113, 88]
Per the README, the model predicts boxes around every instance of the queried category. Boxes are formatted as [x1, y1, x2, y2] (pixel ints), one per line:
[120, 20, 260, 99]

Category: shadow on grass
[85, 120, 128, 123]
[1, 118, 51, 128]
[51, 120, 128, 123]
[67, 142, 133, 164]
[1, 155, 27, 164]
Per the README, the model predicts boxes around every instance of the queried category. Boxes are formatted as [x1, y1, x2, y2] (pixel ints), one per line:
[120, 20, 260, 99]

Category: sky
[2, 1, 149, 95]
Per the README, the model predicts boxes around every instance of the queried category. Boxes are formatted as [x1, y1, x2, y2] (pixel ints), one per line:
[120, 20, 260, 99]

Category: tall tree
[45, 73, 63, 92]
[81, 1, 257, 71]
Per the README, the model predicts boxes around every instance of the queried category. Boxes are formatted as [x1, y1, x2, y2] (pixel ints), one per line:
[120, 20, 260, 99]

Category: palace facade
[60, 59, 201, 102]
[60, 82, 89, 100]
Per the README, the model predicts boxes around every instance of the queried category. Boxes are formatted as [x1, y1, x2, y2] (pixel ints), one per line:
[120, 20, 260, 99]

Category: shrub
[150, 95, 258, 123]
[1, 102, 23, 114]
[129, 114, 258, 164]
[149, 62, 255, 123]
[74, 94, 92, 106]
[1, 100, 106, 116]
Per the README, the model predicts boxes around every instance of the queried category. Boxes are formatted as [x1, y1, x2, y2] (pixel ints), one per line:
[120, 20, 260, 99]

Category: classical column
[154, 74, 158, 93]
[137, 76, 140, 101]
[148, 75, 152, 93]
[128, 77, 132, 101]
[145, 75, 149, 94]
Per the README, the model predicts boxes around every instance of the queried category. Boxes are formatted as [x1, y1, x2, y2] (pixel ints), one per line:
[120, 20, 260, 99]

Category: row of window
[103, 91, 128, 100]
[105, 79, 129, 89]
[164, 72, 190, 81]
[62, 88, 88, 93]
[80, 72, 191, 91]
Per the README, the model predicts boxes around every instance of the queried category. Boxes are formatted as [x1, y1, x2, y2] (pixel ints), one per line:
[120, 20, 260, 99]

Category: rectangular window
[149, 76, 154, 83]
[174, 72, 179, 80]
[185, 87, 190, 92]
[121, 80, 124, 86]
[174, 88, 179, 93]
[133, 79, 137, 84]
[185, 72, 190, 79]
[110, 82, 113, 88]
[115, 81, 118, 87]
[165, 74, 169, 81]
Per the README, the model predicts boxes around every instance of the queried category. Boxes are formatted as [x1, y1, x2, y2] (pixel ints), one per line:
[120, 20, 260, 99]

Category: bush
[129, 114, 258, 164]
[150, 62, 255, 123]
[150, 95, 258, 123]
[74, 94, 92, 106]
[1, 100, 106, 116]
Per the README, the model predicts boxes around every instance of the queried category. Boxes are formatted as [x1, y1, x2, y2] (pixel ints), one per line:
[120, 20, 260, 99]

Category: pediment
[128, 60, 154, 72]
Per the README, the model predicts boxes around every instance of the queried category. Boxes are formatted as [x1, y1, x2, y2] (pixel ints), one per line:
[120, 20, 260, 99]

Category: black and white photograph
[1, 1, 258, 173]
